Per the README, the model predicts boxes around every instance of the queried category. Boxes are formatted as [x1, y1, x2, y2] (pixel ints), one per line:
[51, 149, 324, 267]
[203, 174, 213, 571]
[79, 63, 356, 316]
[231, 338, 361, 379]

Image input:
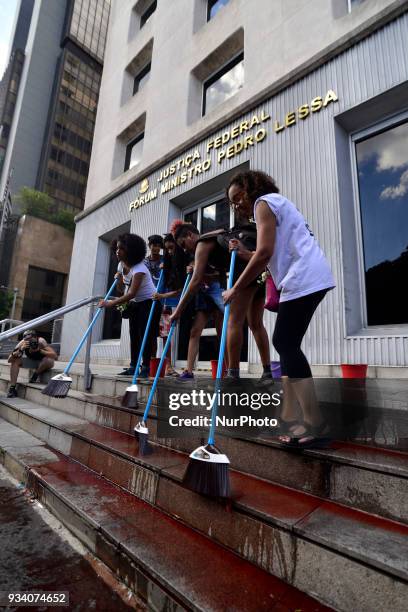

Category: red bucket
[149, 357, 169, 378]
[341, 364, 368, 379]
[210, 359, 227, 380]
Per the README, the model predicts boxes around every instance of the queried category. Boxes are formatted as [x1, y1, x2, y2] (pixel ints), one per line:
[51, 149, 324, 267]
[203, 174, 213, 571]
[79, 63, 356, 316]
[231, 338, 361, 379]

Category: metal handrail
[0, 295, 102, 341]
[0, 318, 23, 333]
[0, 294, 108, 393]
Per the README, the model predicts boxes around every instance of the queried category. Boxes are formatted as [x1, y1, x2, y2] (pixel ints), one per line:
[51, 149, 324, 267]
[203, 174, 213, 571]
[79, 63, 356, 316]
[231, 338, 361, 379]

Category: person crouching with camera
[7, 330, 57, 397]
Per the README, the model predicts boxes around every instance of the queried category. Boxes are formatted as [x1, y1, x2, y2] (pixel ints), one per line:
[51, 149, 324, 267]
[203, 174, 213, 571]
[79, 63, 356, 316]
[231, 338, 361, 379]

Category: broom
[182, 250, 237, 498]
[121, 270, 165, 409]
[134, 273, 192, 455]
[42, 279, 118, 397]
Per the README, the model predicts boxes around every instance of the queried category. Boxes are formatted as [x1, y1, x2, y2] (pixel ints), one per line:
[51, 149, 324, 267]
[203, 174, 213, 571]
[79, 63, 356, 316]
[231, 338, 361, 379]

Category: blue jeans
[195, 282, 224, 313]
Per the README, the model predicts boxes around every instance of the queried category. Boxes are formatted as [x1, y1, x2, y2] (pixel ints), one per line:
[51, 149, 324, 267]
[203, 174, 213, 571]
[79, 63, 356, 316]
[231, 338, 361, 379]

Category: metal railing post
[10, 288, 18, 321]
[83, 301, 96, 391]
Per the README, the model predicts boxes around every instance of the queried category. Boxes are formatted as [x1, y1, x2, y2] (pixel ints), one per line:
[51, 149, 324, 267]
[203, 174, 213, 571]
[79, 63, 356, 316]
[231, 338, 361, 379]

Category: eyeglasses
[228, 199, 244, 208]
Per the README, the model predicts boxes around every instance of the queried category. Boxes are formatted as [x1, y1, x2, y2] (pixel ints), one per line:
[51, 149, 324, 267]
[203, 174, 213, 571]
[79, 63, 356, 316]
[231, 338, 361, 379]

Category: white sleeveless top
[254, 193, 335, 302]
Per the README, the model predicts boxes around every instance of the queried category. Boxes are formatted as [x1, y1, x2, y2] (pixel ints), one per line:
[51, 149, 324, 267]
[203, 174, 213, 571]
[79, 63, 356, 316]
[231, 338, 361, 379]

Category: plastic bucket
[149, 357, 169, 378]
[271, 361, 282, 379]
[210, 360, 227, 379]
[341, 364, 368, 379]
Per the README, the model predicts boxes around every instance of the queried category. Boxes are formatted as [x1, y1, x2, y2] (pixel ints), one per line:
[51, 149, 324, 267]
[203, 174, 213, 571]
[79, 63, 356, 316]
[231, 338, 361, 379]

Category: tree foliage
[0, 288, 13, 320]
[15, 187, 75, 233]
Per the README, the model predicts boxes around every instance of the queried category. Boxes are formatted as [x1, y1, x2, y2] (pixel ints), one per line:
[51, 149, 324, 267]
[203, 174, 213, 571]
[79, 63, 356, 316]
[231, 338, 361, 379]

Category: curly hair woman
[99, 233, 161, 377]
[223, 170, 335, 448]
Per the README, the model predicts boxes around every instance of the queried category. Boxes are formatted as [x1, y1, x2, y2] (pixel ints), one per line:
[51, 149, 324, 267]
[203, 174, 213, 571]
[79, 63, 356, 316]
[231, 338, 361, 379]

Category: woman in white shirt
[99, 233, 161, 378]
[223, 170, 335, 448]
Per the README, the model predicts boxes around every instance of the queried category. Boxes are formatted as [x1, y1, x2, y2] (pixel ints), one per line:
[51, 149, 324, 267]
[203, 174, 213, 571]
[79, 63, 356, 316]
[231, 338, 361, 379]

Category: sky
[0, 0, 19, 79]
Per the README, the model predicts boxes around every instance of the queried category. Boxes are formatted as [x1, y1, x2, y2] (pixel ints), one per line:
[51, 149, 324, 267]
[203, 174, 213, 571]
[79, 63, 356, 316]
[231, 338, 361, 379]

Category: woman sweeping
[152, 233, 186, 377]
[99, 233, 161, 378]
[222, 170, 335, 448]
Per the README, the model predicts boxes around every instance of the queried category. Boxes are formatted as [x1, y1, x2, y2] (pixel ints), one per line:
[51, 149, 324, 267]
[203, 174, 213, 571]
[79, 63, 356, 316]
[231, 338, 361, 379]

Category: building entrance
[176, 195, 248, 370]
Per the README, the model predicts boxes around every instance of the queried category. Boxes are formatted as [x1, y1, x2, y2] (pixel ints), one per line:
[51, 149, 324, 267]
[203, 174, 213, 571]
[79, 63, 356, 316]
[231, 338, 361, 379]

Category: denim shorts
[195, 282, 225, 313]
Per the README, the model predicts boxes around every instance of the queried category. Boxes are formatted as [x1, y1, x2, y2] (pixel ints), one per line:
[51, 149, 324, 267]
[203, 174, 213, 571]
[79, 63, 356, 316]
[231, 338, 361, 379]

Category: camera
[22, 330, 39, 352]
[28, 338, 39, 351]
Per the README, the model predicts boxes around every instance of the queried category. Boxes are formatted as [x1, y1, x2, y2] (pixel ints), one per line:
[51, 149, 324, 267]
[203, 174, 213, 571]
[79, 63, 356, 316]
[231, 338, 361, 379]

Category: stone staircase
[0, 363, 407, 611]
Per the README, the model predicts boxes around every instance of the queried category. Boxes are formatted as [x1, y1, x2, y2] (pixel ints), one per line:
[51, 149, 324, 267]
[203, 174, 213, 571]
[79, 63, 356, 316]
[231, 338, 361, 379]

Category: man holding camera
[7, 330, 57, 398]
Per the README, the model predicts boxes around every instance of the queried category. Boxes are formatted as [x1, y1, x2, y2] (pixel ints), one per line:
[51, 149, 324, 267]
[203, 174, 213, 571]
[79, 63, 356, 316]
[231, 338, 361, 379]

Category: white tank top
[254, 193, 335, 302]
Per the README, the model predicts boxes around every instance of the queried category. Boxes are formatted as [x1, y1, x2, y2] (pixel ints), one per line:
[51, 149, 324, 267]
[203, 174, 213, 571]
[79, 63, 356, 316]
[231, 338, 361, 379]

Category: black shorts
[24, 350, 43, 361]
[233, 259, 265, 294]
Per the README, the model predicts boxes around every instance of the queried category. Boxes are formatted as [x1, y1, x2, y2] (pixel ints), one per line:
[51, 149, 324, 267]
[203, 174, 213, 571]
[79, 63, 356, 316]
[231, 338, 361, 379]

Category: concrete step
[0, 419, 332, 612]
[3, 377, 407, 525]
[1, 360, 407, 416]
[0, 396, 407, 612]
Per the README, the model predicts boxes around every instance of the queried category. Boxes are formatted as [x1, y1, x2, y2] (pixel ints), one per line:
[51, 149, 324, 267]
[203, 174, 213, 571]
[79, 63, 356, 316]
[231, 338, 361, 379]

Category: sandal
[165, 366, 179, 377]
[277, 419, 303, 443]
[279, 422, 332, 449]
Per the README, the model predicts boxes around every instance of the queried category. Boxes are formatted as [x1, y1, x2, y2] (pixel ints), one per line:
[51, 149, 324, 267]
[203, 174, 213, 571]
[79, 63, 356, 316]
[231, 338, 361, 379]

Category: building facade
[0, 0, 110, 329]
[61, 0, 408, 375]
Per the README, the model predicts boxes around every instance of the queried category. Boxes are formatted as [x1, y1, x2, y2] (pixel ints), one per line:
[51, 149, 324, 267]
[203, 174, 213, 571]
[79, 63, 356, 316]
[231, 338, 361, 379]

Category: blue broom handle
[64, 279, 118, 375]
[208, 250, 236, 445]
[142, 273, 192, 422]
[130, 269, 165, 385]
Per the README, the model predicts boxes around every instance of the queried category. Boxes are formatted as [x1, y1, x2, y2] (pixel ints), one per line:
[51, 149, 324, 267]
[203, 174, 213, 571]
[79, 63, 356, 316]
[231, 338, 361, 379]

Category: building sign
[129, 90, 338, 212]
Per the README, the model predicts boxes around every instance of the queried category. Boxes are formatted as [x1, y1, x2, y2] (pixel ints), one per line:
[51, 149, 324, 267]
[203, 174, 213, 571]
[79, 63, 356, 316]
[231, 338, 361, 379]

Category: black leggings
[128, 300, 162, 369]
[272, 289, 327, 378]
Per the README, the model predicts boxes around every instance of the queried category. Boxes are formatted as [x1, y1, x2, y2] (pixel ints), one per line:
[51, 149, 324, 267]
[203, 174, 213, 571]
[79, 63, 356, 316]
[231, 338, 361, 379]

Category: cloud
[380, 169, 408, 200]
[357, 123, 408, 171]
[206, 61, 244, 112]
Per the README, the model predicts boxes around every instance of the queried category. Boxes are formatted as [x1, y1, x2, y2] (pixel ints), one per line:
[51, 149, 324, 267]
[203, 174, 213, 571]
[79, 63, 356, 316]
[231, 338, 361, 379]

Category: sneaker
[176, 370, 194, 381]
[7, 386, 17, 398]
[138, 366, 150, 378]
[117, 368, 135, 376]
[29, 371, 39, 383]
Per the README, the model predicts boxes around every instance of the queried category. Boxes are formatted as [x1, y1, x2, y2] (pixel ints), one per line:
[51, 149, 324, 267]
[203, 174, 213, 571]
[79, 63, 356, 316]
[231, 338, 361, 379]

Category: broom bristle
[121, 384, 138, 408]
[182, 444, 230, 498]
[42, 374, 72, 398]
[134, 421, 152, 455]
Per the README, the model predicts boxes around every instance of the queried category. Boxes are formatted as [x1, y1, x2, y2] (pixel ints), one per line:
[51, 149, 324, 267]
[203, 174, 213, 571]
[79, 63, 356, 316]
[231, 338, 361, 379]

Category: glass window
[203, 53, 244, 116]
[355, 120, 408, 325]
[102, 247, 123, 340]
[207, 0, 230, 21]
[140, 0, 156, 28]
[184, 209, 198, 227]
[348, 0, 364, 12]
[201, 199, 230, 233]
[22, 266, 66, 330]
[133, 63, 151, 95]
[124, 133, 144, 171]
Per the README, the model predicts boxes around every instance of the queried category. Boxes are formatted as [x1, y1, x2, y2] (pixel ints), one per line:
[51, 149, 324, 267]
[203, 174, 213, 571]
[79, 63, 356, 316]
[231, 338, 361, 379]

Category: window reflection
[201, 199, 230, 232]
[208, 0, 230, 21]
[184, 210, 198, 227]
[356, 121, 408, 325]
[133, 63, 151, 95]
[125, 133, 144, 171]
[140, 0, 156, 28]
[203, 55, 244, 115]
